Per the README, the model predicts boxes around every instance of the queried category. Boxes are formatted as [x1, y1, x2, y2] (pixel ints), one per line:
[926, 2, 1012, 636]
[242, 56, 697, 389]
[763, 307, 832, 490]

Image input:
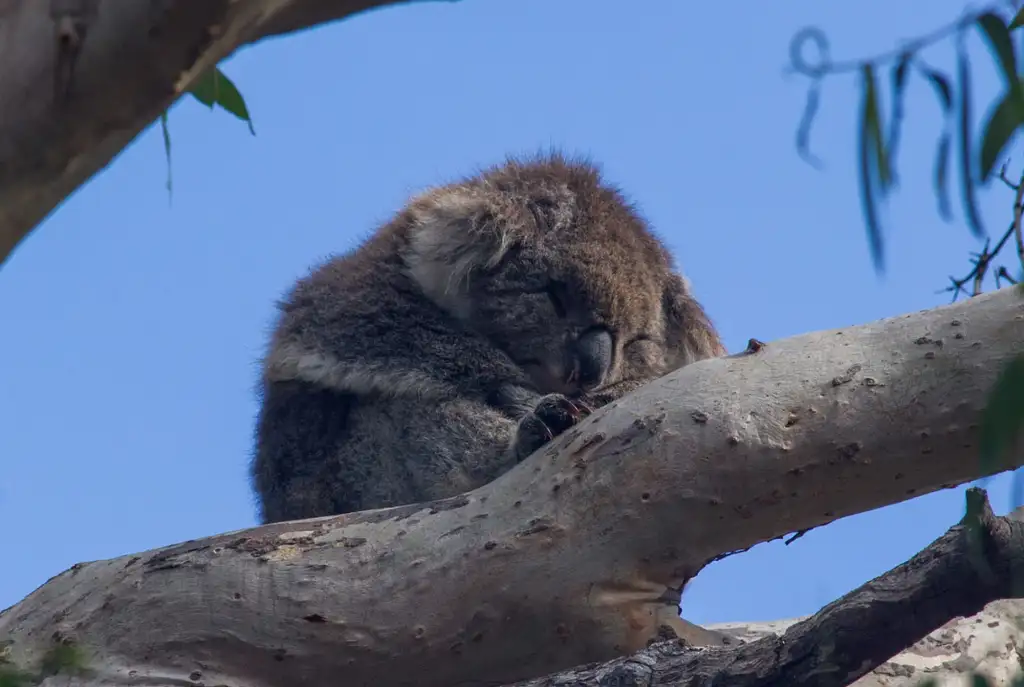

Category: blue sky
[1, 0, 1019, 626]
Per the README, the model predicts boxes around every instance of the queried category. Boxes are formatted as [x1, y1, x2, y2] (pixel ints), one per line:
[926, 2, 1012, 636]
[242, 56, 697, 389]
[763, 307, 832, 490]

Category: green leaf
[859, 64, 886, 272]
[921, 67, 953, 111]
[1011, 7, 1024, 30]
[980, 354, 1024, 475]
[920, 67, 955, 221]
[862, 64, 892, 192]
[956, 41, 986, 239]
[977, 12, 1019, 90]
[886, 53, 912, 186]
[188, 70, 217, 109]
[934, 133, 954, 221]
[187, 67, 256, 136]
[979, 85, 1024, 182]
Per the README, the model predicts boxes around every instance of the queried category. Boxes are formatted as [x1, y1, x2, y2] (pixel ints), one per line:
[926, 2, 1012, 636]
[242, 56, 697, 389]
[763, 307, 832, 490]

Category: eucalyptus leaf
[977, 12, 1019, 90]
[978, 84, 1024, 182]
[957, 41, 986, 239]
[859, 64, 886, 272]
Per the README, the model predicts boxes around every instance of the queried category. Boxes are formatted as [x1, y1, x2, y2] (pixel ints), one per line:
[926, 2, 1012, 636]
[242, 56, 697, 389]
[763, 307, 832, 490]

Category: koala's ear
[662, 273, 727, 368]
[403, 187, 512, 312]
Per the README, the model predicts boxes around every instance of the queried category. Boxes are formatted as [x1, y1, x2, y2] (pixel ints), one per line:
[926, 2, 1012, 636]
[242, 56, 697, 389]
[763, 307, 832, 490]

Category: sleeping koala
[251, 152, 726, 524]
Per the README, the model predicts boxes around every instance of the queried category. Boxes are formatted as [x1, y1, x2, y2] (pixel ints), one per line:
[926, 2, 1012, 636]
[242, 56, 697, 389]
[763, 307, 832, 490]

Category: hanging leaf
[979, 85, 1024, 182]
[858, 64, 886, 272]
[862, 64, 892, 193]
[933, 133, 954, 221]
[977, 12, 1019, 90]
[188, 66, 256, 136]
[921, 67, 955, 221]
[1011, 7, 1024, 30]
[886, 53, 912, 186]
[957, 40, 986, 239]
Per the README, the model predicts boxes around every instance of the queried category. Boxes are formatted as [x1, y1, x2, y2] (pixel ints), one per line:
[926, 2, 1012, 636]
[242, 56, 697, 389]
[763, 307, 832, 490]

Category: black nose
[575, 328, 613, 390]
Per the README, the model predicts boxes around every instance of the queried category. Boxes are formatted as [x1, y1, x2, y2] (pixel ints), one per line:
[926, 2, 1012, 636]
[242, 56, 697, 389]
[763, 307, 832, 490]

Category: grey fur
[252, 152, 726, 524]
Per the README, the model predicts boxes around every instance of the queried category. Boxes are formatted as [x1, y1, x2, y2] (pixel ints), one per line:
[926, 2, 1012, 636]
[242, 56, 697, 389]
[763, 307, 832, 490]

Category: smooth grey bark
[509, 488, 1024, 687]
[0, 0, 428, 269]
[1, 286, 1022, 687]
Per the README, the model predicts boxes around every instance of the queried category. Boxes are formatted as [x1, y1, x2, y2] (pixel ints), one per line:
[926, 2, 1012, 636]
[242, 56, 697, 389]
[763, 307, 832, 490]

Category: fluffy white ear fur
[403, 187, 514, 318]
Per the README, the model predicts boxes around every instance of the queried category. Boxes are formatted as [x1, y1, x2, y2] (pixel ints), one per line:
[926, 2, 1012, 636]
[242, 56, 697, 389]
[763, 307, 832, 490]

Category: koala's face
[404, 154, 724, 396]
[462, 236, 669, 396]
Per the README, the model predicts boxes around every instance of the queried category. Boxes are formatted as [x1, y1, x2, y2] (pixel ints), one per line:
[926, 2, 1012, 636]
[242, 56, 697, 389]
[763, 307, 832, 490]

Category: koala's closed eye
[623, 335, 660, 367]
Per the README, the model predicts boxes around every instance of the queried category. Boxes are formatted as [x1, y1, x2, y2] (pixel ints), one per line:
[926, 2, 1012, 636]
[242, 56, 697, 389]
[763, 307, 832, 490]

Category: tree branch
[0, 0, 440, 269]
[1, 286, 1021, 686]
[510, 487, 1024, 687]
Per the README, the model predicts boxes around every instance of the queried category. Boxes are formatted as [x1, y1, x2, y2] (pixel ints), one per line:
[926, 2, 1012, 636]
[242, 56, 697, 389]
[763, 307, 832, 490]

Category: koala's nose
[574, 328, 613, 390]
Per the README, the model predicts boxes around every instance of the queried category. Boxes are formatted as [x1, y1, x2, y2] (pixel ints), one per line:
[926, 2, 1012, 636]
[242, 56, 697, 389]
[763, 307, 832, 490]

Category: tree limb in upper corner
[507, 487, 1024, 687]
[0, 0, 434, 269]
[1, 287, 1022, 687]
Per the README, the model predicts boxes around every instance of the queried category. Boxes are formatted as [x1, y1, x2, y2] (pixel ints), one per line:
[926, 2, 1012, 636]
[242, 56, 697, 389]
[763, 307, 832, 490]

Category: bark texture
[1, 286, 1022, 687]
[509, 488, 1024, 686]
[0, 0, 424, 268]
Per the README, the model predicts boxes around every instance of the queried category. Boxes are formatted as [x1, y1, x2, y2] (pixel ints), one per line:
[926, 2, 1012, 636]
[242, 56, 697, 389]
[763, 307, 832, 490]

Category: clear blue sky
[1, 0, 1019, 625]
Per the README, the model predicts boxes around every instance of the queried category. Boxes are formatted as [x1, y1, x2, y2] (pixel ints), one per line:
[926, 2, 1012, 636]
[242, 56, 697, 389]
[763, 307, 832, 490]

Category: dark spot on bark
[574, 432, 606, 454]
[517, 518, 553, 536]
[838, 442, 863, 460]
[484, 541, 497, 550]
[641, 492, 651, 502]
[691, 410, 709, 424]
[831, 364, 862, 386]
[340, 537, 367, 548]
[303, 614, 327, 623]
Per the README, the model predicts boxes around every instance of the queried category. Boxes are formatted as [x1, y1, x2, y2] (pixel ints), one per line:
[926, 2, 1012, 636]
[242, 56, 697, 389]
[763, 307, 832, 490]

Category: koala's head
[400, 152, 725, 396]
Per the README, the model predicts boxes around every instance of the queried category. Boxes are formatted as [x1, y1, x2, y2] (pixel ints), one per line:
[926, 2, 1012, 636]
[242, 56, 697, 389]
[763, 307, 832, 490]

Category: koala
[251, 152, 726, 525]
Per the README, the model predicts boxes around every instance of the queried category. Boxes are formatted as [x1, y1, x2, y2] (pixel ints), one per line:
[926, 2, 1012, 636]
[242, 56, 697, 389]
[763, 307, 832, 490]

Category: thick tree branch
[510, 488, 1024, 687]
[0, 0, 437, 269]
[2, 287, 1021, 687]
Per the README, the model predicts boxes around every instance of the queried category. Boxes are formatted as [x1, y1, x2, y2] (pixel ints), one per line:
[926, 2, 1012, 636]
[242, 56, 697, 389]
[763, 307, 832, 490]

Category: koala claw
[512, 393, 591, 461]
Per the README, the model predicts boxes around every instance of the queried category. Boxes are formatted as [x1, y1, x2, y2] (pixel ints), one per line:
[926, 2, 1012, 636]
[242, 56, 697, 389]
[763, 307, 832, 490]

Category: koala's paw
[512, 394, 592, 461]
